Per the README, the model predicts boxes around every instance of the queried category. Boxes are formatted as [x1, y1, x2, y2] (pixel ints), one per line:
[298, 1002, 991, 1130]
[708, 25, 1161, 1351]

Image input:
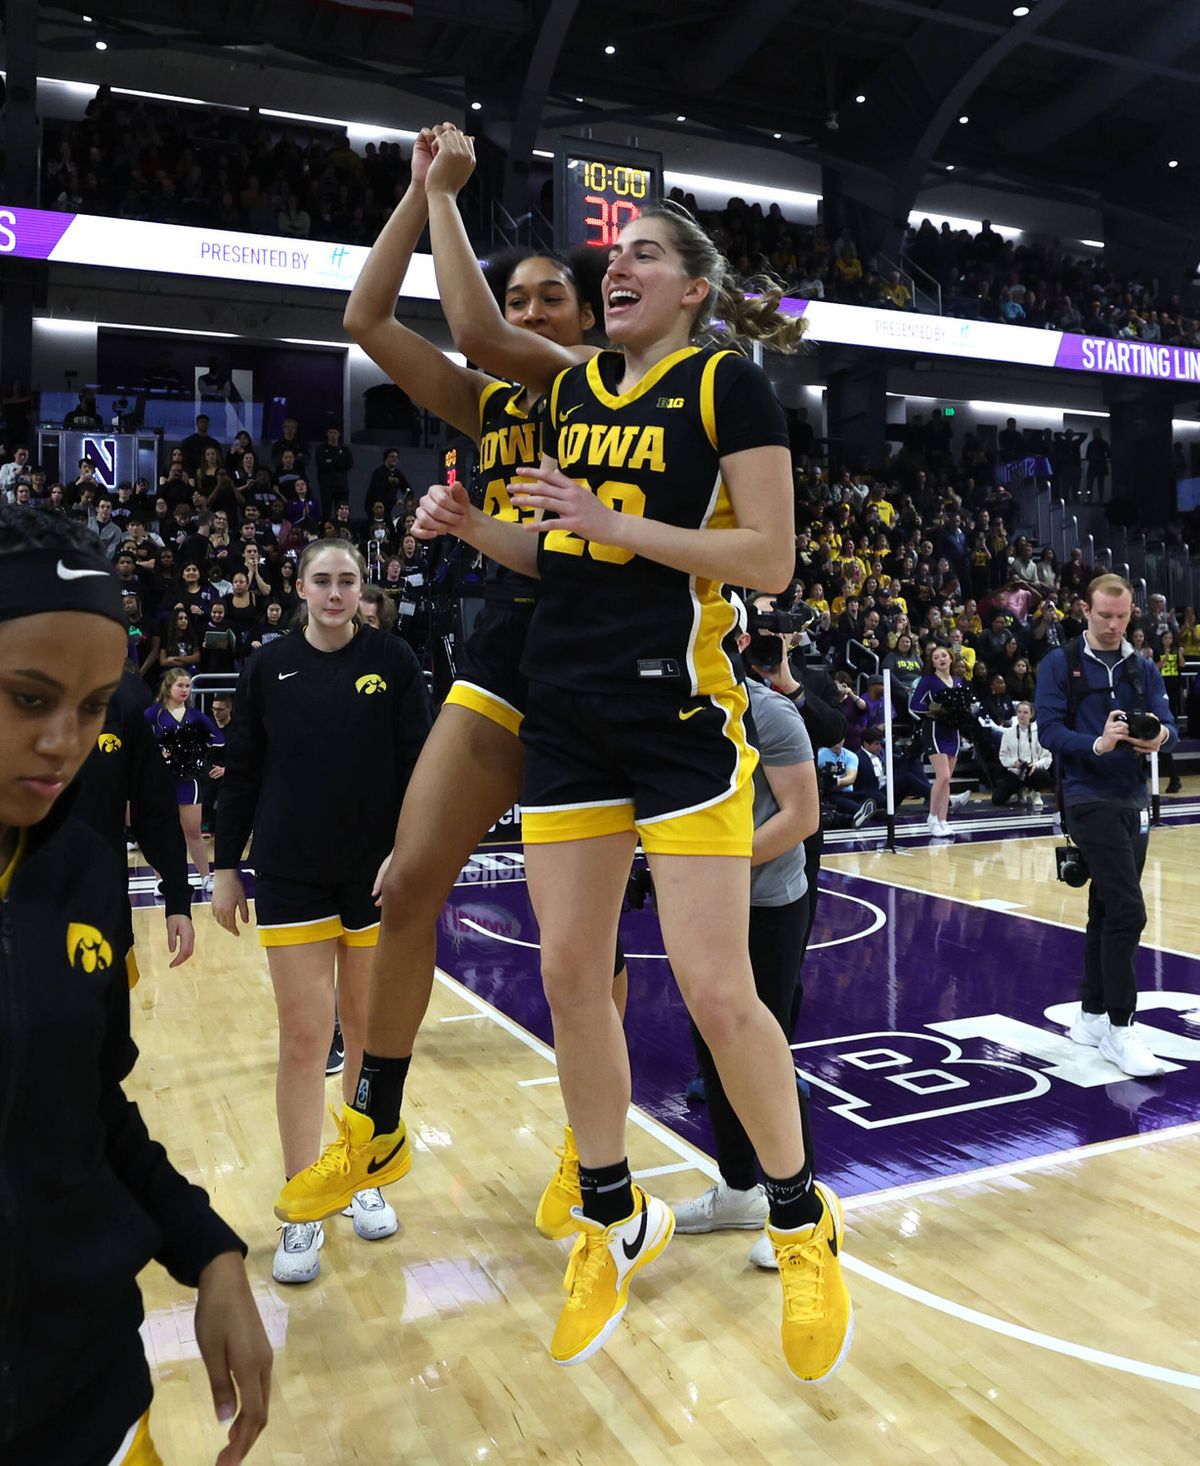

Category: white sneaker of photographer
[949, 790, 971, 810]
[748, 1230, 778, 1270]
[1098, 1024, 1172, 1078]
[673, 1181, 768, 1234]
[1068, 1008, 1108, 1048]
[341, 1187, 399, 1240]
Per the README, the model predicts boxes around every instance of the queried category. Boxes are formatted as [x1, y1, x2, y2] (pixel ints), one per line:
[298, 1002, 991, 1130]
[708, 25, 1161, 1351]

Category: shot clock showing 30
[554, 141, 663, 250]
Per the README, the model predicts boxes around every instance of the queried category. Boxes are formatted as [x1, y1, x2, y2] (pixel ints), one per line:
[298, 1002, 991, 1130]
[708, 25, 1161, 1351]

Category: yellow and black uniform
[2, 791, 244, 1466]
[519, 346, 789, 855]
[443, 378, 543, 736]
[214, 625, 431, 947]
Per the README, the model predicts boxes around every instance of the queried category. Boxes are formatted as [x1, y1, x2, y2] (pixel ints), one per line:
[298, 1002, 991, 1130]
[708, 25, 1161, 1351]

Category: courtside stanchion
[1150, 748, 1161, 826]
[883, 669, 897, 853]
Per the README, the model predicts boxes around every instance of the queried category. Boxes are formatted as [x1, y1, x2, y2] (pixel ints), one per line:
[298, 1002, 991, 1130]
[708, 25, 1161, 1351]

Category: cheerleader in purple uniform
[910, 643, 965, 836]
[145, 668, 224, 893]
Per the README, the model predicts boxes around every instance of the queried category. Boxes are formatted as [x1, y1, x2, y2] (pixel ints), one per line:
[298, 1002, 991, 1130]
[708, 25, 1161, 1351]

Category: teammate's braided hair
[0, 502, 104, 558]
[638, 202, 808, 354]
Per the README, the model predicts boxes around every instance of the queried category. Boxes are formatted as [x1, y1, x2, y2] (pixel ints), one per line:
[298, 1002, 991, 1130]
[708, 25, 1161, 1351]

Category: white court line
[432, 964, 1200, 1390]
[841, 1254, 1200, 1391]
[438, 1013, 485, 1023]
[517, 1076, 560, 1087]
[457, 886, 886, 958]
[633, 1161, 701, 1180]
[431, 968, 720, 1183]
[844, 1119, 1200, 1211]
[821, 862, 1200, 962]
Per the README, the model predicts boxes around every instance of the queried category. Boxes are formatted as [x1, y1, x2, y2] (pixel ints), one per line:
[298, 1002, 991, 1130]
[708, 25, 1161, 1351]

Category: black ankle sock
[763, 1161, 823, 1231]
[578, 1159, 633, 1226]
[351, 1052, 411, 1133]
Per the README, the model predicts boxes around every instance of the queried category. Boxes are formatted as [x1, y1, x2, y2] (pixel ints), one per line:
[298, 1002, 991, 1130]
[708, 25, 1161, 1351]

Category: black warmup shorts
[443, 602, 535, 736]
[254, 873, 380, 948]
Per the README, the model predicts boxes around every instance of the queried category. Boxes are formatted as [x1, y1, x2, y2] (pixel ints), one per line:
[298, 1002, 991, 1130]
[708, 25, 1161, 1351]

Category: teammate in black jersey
[212, 541, 431, 1284]
[277, 125, 625, 1239]
[415, 205, 853, 1382]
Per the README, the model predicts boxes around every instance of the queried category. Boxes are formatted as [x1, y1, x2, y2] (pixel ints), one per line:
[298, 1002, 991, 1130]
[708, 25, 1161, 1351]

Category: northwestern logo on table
[81, 436, 119, 490]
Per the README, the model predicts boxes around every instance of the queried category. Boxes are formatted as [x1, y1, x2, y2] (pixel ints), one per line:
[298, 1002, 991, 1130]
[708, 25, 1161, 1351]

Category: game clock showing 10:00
[555, 143, 663, 250]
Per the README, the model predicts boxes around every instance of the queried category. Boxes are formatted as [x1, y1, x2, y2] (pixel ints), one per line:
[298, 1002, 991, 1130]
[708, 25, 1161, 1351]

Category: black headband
[0, 547, 127, 629]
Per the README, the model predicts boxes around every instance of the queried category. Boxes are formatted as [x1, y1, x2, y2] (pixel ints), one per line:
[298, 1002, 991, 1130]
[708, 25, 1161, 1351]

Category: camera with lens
[1055, 844, 1090, 888]
[1114, 709, 1161, 743]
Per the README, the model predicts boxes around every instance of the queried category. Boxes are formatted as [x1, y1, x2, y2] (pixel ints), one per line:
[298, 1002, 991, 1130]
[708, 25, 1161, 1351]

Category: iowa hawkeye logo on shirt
[66, 922, 114, 973]
[355, 674, 388, 695]
[97, 733, 122, 753]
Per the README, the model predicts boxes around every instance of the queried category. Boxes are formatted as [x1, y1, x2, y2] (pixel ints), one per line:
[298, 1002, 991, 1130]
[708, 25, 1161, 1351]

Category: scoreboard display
[554, 140, 663, 251]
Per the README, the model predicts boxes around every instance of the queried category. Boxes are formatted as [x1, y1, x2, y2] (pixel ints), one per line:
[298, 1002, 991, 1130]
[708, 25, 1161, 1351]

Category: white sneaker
[1068, 1008, 1108, 1048]
[936, 819, 954, 836]
[340, 1187, 398, 1240]
[1031, 793, 1045, 812]
[926, 815, 941, 835]
[748, 1230, 778, 1270]
[674, 1181, 768, 1234]
[1098, 1024, 1171, 1078]
[272, 1220, 324, 1283]
[949, 790, 971, 810]
[200, 872, 215, 895]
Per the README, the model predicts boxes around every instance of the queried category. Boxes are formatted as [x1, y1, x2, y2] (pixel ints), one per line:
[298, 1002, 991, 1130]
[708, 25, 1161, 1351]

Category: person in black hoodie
[0, 506, 271, 1466]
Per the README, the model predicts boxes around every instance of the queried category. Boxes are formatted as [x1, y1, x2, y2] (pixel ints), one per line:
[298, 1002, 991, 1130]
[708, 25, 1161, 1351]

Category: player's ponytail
[639, 202, 808, 354]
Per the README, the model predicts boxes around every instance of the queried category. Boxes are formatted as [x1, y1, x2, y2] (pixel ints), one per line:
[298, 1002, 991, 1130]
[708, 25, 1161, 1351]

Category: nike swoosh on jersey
[56, 560, 110, 580]
[678, 706, 704, 721]
[560, 404, 583, 420]
[278, 671, 299, 680]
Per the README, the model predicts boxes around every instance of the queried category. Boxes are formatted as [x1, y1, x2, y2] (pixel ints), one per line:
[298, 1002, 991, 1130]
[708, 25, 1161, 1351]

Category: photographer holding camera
[1035, 574, 1178, 1077]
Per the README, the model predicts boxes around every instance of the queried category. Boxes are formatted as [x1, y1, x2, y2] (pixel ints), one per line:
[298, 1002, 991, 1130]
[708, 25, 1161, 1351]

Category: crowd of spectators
[0, 411, 439, 681]
[46, 87, 1199, 345]
[774, 414, 1199, 791]
[45, 86, 421, 245]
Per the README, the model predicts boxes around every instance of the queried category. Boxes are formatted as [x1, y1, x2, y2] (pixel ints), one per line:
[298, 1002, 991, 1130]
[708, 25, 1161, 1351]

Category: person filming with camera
[1035, 574, 1178, 1077]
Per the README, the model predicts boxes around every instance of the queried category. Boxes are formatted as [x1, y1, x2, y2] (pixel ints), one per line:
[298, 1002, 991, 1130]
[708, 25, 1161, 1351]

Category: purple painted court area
[439, 852, 1200, 1199]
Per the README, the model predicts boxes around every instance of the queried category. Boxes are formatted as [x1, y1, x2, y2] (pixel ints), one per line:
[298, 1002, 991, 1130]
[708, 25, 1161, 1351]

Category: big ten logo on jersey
[795, 993, 1200, 1128]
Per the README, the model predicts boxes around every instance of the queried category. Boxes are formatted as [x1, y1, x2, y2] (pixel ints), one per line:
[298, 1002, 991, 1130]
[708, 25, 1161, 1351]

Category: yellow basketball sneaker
[550, 1185, 674, 1366]
[768, 1180, 854, 1383]
[274, 1104, 411, 1223]
[535, 1125, 582, 1240]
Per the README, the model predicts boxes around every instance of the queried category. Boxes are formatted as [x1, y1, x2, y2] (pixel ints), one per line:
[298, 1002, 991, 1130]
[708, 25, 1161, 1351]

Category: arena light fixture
[676, 114, 686, 122]
[855, 94, 867, 104]
[958, 115, 970, 124]
[944, 163, 956, 171]
[470, 101, 482, 111]
[772, 131, 783, 139]
[95, 40, 108, 50]
[604, 44, 616, 55]
[1168, 159, 1179, 168]
[1012, 5, 1030, 16]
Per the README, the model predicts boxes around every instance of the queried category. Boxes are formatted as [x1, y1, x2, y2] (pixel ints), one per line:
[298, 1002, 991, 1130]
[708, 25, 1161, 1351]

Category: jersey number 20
[543, 478, 647, 565]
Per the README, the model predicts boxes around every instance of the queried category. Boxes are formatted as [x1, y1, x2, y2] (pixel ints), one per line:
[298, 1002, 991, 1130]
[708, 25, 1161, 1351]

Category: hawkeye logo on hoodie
[67, 922, 114, 973]
[355, 674, 387, 695]
[97, 733, 122, 753]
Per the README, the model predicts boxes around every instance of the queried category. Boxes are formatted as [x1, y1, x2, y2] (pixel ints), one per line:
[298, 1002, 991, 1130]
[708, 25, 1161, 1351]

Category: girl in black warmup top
[0, 506, 270, 1466]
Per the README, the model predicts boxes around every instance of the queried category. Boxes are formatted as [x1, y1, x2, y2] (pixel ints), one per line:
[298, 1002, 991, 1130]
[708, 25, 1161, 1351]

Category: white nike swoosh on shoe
[278, 671, 299, 680]
[56, 560, 110, 580]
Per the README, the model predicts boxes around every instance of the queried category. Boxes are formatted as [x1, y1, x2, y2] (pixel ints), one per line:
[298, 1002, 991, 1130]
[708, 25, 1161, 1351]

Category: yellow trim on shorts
[126, 947, 140, 990]
[258, 914, 344, 948]
[444, 680, 523, 736]
[339, 922, 381, 949]
[114, 1411, 163, 1466]
[522, 798, 636, 845]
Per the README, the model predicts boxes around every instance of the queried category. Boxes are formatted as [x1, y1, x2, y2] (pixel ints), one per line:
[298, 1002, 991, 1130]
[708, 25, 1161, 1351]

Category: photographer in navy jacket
[1034, 574, 1177, 1079]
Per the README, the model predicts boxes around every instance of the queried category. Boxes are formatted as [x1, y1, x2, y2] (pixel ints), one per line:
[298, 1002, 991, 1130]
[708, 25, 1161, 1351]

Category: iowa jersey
[522, 346, 789, 695]
[475, 378, 543, 603]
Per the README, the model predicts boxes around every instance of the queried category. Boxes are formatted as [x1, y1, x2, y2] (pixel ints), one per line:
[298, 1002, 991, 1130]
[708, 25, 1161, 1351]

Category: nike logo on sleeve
[278, 671, 299, 681]
[56, 561, 110, 580]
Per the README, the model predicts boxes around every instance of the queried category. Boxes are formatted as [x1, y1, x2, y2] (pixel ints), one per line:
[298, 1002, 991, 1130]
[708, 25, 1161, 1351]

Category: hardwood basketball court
[128, 815, 1200, 1464]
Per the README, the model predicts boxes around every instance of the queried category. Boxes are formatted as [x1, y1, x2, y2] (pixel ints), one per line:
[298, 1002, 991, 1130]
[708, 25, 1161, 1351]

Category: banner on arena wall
[9, 201, 1200, 386]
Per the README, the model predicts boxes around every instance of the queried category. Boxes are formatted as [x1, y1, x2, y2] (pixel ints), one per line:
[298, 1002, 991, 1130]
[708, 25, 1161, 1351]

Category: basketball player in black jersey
[414, 204, 853, 1382]
[276, 127, 624, 1239]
